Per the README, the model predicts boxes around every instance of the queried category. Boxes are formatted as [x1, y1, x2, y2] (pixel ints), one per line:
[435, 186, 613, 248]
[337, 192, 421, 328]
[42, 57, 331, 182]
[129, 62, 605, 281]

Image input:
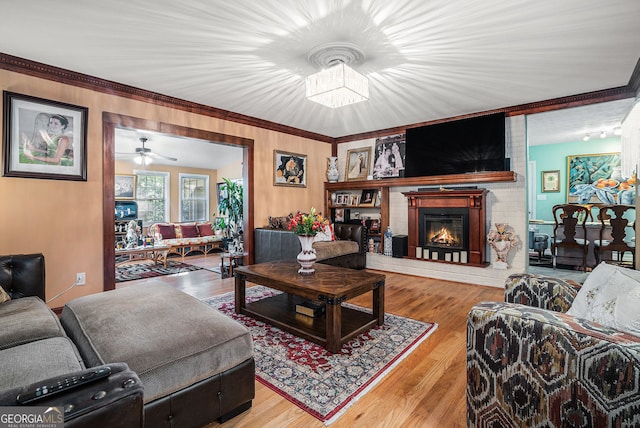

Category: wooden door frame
[102, 112, 254, 291]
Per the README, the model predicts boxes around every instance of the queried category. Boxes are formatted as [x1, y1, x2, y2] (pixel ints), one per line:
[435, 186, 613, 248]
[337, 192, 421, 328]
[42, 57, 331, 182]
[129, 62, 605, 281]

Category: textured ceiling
[2, 0, 639, 140]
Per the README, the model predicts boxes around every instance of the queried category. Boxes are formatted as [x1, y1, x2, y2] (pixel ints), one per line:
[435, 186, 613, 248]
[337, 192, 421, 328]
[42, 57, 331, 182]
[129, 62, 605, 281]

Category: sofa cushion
[0, 337, 85, 391]
[61, 282, 253, 403]
[180, 224, 199, 238]
[313, 240, 359, 261]
[157, 224, 177, 239]
[567, 262, 640, 336]
[198, 223, 214, 236]
[0, 297, 66, 350]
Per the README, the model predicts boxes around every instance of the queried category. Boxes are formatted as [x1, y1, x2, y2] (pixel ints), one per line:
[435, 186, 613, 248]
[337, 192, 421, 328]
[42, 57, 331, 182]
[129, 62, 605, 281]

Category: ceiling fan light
[133, 154, 152, 166]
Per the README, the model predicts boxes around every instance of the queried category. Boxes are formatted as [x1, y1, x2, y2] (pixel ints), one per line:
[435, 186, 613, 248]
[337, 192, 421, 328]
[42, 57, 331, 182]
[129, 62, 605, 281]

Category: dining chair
[551, 204, 591, 271]
[593, 204, 635, 267]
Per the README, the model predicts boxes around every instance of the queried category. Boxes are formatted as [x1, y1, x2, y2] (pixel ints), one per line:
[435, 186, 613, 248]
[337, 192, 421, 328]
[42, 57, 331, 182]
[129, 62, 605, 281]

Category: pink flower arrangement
[288, 207, 329, 236]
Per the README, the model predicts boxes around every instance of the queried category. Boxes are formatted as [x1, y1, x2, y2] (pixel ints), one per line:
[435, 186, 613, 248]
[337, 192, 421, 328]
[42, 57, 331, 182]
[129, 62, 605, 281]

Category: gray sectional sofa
[0, 253, 255, 427]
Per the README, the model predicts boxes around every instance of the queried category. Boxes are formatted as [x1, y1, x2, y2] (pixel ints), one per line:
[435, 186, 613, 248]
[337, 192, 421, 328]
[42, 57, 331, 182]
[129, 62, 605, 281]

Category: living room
[1, 2, 640, 427]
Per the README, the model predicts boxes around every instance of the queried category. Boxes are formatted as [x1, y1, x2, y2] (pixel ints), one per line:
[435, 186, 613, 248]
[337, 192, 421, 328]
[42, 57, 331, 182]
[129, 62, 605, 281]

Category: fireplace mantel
[403, 189, 489, 267]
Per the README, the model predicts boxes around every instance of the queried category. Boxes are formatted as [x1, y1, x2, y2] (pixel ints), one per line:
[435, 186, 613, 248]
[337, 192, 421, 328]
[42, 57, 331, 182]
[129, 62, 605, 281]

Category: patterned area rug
[204, 286, 437, 425]
[115, 260, 204, 283]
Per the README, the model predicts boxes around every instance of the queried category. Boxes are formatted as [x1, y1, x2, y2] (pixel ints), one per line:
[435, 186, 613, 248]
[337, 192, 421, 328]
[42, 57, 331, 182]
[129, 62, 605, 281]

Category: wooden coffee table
[234, 261, 386, 353]
[115, 245, 170, 268]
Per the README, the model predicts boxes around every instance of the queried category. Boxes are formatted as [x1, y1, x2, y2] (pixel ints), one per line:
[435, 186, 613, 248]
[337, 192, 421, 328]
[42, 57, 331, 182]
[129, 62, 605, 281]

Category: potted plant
[217, 177, 243, 252]
[213, 217, 226, 237]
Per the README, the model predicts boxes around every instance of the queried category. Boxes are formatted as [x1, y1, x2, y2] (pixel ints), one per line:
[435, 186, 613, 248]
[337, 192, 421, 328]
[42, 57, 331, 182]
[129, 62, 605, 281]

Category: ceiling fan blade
[147, 152, 178, 161]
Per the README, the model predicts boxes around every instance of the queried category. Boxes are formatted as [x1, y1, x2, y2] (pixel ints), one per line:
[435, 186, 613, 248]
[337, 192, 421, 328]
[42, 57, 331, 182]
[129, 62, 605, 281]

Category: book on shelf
[295, 300, 325, 317]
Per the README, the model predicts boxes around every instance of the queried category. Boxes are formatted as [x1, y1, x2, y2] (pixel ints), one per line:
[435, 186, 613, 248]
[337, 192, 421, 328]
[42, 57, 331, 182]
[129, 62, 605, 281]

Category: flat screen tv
[404, 113, 507, 177]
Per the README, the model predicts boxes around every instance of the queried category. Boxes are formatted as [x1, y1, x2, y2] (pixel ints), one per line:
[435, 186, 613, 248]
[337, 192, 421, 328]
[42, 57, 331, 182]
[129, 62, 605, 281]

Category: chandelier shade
[305, 63, 369, 108]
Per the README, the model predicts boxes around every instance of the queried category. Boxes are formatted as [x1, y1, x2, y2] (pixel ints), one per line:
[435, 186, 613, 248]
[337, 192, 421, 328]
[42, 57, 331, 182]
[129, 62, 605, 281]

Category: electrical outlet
[76, 272, 86, 286]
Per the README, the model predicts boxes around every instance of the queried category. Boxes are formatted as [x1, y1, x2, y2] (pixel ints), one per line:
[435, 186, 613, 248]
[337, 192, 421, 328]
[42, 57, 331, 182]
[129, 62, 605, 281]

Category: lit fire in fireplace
[429, 226, 460, 247]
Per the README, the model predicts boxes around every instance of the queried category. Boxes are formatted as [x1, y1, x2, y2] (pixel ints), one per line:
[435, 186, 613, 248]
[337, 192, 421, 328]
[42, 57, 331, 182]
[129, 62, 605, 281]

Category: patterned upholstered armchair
[466, 273, 640, 427]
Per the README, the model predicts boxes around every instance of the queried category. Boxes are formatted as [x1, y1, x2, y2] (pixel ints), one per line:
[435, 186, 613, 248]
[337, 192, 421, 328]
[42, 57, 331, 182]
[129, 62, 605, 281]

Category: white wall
[337, 115, 527, 288]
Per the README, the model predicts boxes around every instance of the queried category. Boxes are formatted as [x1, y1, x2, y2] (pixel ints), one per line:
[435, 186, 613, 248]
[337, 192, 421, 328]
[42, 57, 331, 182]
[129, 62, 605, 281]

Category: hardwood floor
[116, 254, 504, 427]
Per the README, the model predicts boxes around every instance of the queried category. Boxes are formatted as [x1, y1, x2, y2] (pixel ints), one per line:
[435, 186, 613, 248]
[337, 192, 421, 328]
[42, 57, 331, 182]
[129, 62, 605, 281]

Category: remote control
[16, 366, 112, 404]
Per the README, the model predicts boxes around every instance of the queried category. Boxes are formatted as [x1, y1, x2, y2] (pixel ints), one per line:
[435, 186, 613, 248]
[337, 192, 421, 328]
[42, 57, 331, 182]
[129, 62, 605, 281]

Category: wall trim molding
[0, 52, 333, 144]
[2, 52, 638, 145]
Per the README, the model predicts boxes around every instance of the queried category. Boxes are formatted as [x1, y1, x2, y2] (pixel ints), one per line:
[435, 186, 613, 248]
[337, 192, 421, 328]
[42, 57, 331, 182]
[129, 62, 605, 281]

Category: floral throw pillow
[567, 262, 640, 336]
[313, 224, 334, 242]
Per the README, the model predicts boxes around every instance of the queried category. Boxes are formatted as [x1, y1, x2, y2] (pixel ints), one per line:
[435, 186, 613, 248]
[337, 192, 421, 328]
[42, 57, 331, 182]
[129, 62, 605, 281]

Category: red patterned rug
[115, 260, 204, 283]
[204, 286, 437, 424]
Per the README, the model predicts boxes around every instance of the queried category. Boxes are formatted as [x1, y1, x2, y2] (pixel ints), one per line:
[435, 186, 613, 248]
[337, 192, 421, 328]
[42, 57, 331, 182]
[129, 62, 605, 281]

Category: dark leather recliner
[254, 222, 367, 269]
[0, 253, 46, 300]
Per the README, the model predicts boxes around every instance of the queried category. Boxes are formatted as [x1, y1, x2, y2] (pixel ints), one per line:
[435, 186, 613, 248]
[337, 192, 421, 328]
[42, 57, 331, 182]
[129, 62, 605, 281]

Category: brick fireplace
[403, 189, 489, 267]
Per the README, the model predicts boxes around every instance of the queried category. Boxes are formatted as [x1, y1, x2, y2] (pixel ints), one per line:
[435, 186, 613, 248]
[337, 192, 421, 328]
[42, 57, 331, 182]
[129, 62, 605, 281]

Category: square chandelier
[305, 63, 369, 108]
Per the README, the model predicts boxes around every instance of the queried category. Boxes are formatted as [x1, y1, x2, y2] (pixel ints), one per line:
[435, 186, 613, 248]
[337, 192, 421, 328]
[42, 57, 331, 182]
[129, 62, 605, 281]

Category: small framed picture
[3, 91, 88, 181]
[335, 193, 348, 205]
[274, 150, 306, 187]
[335, 208, 345, 223]
[115, 174, 136, 200]
[345, 147, 372, 181]
[542, 170, 560, 193]
[360, 189, 377, 207]
[350, 194, 360, 206]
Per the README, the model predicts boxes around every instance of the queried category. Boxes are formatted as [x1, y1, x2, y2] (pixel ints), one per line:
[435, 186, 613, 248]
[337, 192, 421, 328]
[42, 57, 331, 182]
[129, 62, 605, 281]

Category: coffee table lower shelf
[241, 293, 377, 350]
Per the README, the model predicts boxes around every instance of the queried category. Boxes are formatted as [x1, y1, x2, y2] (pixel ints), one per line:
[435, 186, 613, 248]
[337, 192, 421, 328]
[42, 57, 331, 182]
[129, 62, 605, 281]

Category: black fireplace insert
[419, 207, 469, 252]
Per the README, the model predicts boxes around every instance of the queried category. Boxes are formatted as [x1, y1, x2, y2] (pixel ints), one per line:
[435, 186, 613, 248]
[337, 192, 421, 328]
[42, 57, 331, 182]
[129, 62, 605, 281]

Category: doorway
[103, 113, 254, 291]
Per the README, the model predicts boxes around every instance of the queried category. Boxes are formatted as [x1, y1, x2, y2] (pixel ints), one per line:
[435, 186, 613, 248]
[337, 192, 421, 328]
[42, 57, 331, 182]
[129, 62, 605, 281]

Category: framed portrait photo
[115, 174, 136, 200]
[541, 170, 560, 193]
[2, 91, 88, 181]
[372, 134, 406, 180]
[360, 189, 377, 207]
[345, 147, 372, 181]
[274, 150, 306, 187]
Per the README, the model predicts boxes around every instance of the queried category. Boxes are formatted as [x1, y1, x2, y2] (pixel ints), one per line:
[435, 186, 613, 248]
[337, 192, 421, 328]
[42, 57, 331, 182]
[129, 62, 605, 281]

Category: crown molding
[0, 53, 334, 144]
[2, 52, 638, 145]
[336, 84, 637, 143]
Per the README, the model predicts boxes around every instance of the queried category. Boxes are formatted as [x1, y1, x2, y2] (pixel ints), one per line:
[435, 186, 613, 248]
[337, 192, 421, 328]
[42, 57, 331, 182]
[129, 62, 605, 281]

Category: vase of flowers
[486, 223, 518, 269]
[288, 207, 328, 275]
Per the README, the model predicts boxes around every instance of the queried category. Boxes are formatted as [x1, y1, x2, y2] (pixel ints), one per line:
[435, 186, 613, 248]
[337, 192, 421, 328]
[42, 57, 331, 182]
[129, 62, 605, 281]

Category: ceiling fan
[116, 137, 177, 165]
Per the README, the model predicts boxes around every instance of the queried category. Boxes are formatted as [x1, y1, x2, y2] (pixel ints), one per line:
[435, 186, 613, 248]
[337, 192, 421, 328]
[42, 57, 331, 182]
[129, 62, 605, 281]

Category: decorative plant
[288, 208, 329, 236]
[217, 177, 243, 233]
[214, 217, 227, 231]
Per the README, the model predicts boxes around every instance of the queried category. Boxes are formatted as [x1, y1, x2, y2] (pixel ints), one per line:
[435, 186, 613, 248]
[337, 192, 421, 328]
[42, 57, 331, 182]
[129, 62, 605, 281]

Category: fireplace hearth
[404, 189, 489, 267]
